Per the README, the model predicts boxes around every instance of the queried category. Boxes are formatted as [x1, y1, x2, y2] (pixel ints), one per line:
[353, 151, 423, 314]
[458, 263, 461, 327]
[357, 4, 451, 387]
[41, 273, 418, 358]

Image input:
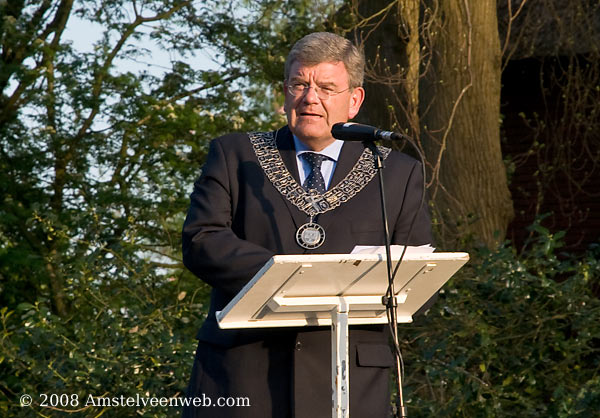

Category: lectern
[217, 251, 469, 418]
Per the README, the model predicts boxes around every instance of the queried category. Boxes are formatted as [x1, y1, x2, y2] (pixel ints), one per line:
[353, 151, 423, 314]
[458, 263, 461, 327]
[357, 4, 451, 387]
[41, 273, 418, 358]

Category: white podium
[217, 251, 469, 417]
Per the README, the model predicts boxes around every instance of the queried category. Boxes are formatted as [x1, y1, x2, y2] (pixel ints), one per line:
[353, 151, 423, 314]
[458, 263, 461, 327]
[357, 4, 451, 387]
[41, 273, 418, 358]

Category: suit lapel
[274, 127, 307, 229]
[276, 127, 301, 184]
[329, 142, 364, 188]
[318, 142, 365, 231]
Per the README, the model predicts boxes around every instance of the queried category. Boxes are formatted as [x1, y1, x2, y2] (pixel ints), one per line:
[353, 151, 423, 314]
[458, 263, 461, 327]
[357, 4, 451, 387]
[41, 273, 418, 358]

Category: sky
[62, 13, 220, 78]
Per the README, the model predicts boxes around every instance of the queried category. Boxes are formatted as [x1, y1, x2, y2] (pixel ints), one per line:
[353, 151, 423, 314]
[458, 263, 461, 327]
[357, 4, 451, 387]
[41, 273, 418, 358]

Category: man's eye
[292, 83, 307, 89]
[320, 86, 335, 93]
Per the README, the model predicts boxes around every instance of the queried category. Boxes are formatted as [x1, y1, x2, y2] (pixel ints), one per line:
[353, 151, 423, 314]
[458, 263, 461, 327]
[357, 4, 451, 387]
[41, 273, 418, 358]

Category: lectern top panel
[216, 252, 469, 329]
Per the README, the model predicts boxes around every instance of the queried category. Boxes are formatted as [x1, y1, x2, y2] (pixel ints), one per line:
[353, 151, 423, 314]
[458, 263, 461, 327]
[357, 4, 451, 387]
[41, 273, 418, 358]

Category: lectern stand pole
[331, 298, 350, 418]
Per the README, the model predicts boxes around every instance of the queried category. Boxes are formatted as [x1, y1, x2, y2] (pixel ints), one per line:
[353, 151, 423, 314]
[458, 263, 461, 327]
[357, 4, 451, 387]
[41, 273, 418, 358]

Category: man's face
[284, 60, 364, 151]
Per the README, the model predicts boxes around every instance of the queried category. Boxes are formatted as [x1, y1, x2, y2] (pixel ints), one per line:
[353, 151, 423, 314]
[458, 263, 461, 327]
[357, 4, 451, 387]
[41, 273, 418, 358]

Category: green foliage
[0, 268, 206, 417]
[0, 1, 336, 416]
[399, 225, 600, 417]
[0, 0, 303, 318]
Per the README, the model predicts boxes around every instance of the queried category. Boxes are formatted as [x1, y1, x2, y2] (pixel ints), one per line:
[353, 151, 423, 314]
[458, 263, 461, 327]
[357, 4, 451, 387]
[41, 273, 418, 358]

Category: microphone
[331, 122, 402, 141]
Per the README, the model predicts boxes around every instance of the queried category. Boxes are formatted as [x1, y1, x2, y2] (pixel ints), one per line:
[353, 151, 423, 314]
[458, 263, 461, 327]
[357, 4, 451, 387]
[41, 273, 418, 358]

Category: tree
[0, 0, 281, 318]
[0, 1, 287, 415]
[348, 0, 514, 249]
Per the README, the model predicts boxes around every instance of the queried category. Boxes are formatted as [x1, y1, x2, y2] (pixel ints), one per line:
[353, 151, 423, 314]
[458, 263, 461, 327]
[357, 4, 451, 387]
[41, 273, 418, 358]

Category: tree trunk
[356, 0, 514, 248]
[356, 0, 421, 136]
[419, 0, 513, 248]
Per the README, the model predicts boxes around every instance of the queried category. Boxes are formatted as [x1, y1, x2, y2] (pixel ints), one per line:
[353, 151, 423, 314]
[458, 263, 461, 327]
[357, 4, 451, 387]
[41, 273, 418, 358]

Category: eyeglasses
[286, 82, 351, 100]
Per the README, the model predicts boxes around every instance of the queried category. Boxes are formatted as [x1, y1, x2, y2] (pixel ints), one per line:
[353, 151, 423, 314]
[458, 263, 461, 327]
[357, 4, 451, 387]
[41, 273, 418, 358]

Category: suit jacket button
[295, 341, 302, 351]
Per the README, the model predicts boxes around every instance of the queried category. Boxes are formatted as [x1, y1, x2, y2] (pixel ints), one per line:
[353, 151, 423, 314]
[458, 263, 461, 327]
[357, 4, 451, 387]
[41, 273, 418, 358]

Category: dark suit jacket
[181, 126, 432, 418]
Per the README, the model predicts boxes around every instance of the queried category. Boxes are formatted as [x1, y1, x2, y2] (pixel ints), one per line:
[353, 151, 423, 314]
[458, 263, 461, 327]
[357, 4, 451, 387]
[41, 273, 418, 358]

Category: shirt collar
[293, 135, 344, 162]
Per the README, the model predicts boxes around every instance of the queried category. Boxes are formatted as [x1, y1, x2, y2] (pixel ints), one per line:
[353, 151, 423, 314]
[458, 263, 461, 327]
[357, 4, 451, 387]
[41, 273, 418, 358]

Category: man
[182, 32, 432, 418]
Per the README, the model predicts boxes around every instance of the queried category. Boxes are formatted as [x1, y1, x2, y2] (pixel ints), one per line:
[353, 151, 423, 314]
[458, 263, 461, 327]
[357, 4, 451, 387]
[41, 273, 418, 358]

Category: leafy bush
[0, 268, 209, 418]
[2, 222, 598, 417]
[400, 224, 600, 417]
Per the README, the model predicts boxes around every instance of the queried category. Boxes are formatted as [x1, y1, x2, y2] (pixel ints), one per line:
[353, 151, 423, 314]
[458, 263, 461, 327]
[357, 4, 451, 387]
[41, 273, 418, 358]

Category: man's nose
[302, 86, 320, 103]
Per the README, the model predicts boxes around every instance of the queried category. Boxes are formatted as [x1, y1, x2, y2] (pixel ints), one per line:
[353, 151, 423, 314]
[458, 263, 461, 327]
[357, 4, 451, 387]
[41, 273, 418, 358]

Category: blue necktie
[301, 152, 327, 194]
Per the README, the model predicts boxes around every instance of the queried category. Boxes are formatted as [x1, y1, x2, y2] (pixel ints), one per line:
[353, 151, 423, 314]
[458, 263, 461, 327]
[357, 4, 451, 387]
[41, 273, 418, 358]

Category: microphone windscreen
[331, 123, 377, 141]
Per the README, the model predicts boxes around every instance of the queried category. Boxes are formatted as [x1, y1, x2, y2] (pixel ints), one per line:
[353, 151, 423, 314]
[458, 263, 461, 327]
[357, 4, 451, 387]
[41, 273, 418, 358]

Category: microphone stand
[362, 140, 408, 418]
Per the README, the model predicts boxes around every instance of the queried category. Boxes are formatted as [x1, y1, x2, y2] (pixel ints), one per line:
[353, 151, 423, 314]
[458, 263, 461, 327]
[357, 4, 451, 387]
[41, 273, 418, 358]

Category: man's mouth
[299, 112, 321, 118]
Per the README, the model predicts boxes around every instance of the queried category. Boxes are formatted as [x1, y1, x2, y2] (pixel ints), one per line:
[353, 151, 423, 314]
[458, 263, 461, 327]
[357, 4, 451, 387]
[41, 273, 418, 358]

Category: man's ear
[348, 87, 365, 119]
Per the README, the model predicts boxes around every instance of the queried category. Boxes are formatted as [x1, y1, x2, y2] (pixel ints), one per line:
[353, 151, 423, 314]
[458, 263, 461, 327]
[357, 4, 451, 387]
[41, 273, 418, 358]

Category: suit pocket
[356, 343, 394, 368]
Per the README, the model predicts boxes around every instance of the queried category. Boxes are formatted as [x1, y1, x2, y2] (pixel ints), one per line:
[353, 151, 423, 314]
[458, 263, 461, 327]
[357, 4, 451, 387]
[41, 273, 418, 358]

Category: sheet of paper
[350, 244, 435, 256]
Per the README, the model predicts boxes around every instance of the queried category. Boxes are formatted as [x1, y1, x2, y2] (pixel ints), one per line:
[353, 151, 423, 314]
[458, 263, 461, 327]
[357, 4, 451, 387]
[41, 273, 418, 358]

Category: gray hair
[284, 32, 365, 88]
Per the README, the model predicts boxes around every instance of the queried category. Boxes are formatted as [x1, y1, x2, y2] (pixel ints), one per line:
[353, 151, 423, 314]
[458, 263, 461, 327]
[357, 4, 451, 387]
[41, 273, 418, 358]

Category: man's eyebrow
[287, 77, 342, 90]
[289, 76, 307, 83]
